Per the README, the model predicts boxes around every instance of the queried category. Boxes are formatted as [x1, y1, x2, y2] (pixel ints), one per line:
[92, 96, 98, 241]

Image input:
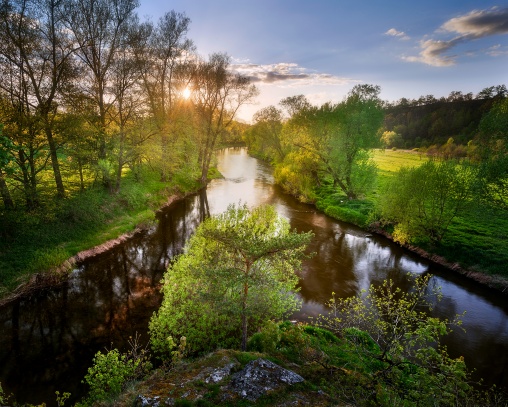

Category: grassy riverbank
[0, 166, 218, 297]
[315, 149, 508, 284]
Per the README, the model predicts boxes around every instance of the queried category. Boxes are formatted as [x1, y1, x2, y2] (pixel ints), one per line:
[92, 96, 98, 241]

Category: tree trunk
[241, 281, 249, 351]
[0, 169, 14, 209]
[44, 125, 65, 198]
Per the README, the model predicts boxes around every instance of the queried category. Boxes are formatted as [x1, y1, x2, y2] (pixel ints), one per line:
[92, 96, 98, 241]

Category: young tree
[149, 204, 313, 355]
[380, 160, 476, 244]
[315, 274, 470, 406]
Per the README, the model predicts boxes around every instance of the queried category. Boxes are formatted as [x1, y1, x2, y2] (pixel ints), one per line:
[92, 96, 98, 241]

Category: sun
[182, 87, 191, 100]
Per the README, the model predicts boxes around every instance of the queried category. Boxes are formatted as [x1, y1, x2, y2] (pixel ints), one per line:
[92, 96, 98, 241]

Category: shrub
[78, 339, 151, 406]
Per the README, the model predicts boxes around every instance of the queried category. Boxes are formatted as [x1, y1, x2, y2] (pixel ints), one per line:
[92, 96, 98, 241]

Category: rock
[205, 362, 237, 383]
[134, 394, 161, 407]
[227, 358, 304, 401]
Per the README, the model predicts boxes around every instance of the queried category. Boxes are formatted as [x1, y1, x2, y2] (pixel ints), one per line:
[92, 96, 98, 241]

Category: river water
[1, 147, 507, 405]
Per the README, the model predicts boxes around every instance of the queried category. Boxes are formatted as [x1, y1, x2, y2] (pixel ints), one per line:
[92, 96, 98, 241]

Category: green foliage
[150, 204, 313, 357]
[0, 166, 182, 293]
[277, 85, 383, 200]
[0, 382, 6, 405]
[379, 160, 477, 244]
[79, 341, 152, 406]
[247, 320, 281, 353]
[312, 273, 484, 406]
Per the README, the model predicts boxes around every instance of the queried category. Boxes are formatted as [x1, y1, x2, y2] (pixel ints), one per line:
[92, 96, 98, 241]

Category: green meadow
[316, 149, 508, 281]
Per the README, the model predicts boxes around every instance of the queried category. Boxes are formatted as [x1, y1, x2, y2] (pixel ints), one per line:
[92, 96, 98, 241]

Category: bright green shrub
[79, 347, 151, 405]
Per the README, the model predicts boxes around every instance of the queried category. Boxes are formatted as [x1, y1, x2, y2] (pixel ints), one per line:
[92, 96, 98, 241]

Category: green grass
[315, 149, 508, 280]
[0, 165, 204, 296]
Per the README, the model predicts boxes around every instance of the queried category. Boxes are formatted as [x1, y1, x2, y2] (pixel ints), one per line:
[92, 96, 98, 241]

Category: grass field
[316, 148, 508, 280]
[0, 166, 209, 296]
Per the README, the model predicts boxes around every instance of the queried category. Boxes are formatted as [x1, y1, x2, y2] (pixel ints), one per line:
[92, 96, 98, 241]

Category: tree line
[383, 85, 506, 148]
[245, 85, 508, 245]
[0, 0, 257, 210]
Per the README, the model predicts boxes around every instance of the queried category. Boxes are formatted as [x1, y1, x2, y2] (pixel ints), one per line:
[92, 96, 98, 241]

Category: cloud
[385, 28, 410, 40]
[442, 7, 508, 38]
[487, 44, 508, 57]
[231, 61, 355, 87]
[403, 38, 463, 66]
[405, 7, 508, 66]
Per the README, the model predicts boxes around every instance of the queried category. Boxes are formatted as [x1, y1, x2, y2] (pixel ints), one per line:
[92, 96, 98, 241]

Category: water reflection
[1, 147, 507, 406]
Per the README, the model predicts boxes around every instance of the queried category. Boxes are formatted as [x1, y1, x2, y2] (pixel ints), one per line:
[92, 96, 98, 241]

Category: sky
[137, 0, 508, 122]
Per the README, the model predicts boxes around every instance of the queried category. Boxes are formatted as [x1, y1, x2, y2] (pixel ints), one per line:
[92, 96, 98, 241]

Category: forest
[0, 0, 254, 293]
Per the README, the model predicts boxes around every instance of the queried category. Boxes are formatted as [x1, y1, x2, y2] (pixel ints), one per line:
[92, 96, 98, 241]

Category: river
[1, 147, 507, 405]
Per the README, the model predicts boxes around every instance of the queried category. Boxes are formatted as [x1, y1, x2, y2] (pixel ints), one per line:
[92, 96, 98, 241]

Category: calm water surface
[1, 147, 507, 405]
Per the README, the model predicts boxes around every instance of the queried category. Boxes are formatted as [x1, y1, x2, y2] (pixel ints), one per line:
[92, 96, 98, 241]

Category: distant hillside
[383, 87, 506, 148]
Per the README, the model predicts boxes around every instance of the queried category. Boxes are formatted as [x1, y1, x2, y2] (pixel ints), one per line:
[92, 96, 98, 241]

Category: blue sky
[138, 1, 508, 121]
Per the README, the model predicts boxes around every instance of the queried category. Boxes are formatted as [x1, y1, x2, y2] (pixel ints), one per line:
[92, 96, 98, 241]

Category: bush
[79, 340, 151, 406]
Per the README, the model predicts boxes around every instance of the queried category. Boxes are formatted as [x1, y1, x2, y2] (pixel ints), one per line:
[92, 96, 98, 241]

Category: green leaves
[380, 160, 477, 244]
[150, 203, 313, 356]
[315, 274, 471, 406]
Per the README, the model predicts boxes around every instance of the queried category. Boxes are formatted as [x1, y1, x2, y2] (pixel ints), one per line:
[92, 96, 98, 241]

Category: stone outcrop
[133, 354, 314, 406]
[225, 358, 305, 401]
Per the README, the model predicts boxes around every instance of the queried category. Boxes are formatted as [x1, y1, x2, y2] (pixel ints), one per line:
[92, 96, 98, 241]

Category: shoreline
[2, 180, 507, 307]
[368, 225, 508, 294]
[0, 193, 188, 307]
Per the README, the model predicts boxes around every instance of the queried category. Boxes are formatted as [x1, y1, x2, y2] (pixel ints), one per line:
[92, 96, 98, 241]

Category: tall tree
[108, 20, 143, 191]
[150, 204, 313, 355]
[245, 105, 285, 162]
[0, 0, 76, 198]
[0, 124, 15, 208]
[284, 84, 383, 199]
[63, 0, 138, 166]
[133, 10, 194, 181]
[191, 53, 257, 185]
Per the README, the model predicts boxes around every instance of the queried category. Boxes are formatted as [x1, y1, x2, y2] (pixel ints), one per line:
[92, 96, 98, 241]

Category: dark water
[1, 147, 507, 405]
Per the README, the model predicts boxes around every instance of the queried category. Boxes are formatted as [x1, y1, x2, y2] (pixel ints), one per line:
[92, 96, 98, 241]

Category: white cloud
[385, 28, 410, 40]
[487, 44, 508, 57]
[442, 7, 508, 38]
[405, 7, 508, 66]
[231, 61, 356, 87]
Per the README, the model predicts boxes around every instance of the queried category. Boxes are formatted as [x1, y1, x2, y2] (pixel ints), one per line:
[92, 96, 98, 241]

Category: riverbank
[312, 183, 508, 295]
[0, 164, 220, 303]
[0, 192, 190, 307]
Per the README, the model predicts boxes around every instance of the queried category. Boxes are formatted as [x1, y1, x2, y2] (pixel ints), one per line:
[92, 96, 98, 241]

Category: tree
[133, 10, 194, 182]
[380, 160, 476, 244]
[244, 105, 284, 162]
[149, 204, 313, 355]
[380, 130, 403, 149]
[315, 274, 471, 406]
[476, 98, 508, 208]
[0, 0, 76, 198]
[63, 0, 138, 169]
[0, 125, 14, 209]
[191, 53, 258, 185]
[283, 84, 383, 199]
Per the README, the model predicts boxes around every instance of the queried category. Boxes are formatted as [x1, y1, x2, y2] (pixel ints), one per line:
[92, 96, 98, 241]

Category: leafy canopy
[149, 203, 313, 356]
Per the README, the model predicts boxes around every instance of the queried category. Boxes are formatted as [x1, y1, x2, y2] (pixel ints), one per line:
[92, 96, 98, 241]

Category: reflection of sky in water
[212, 148, 508, 389]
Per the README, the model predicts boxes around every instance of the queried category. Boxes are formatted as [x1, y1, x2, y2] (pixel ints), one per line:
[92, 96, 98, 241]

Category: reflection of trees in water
[0, 190, 212, 405]
[297, 225, 422, 304]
